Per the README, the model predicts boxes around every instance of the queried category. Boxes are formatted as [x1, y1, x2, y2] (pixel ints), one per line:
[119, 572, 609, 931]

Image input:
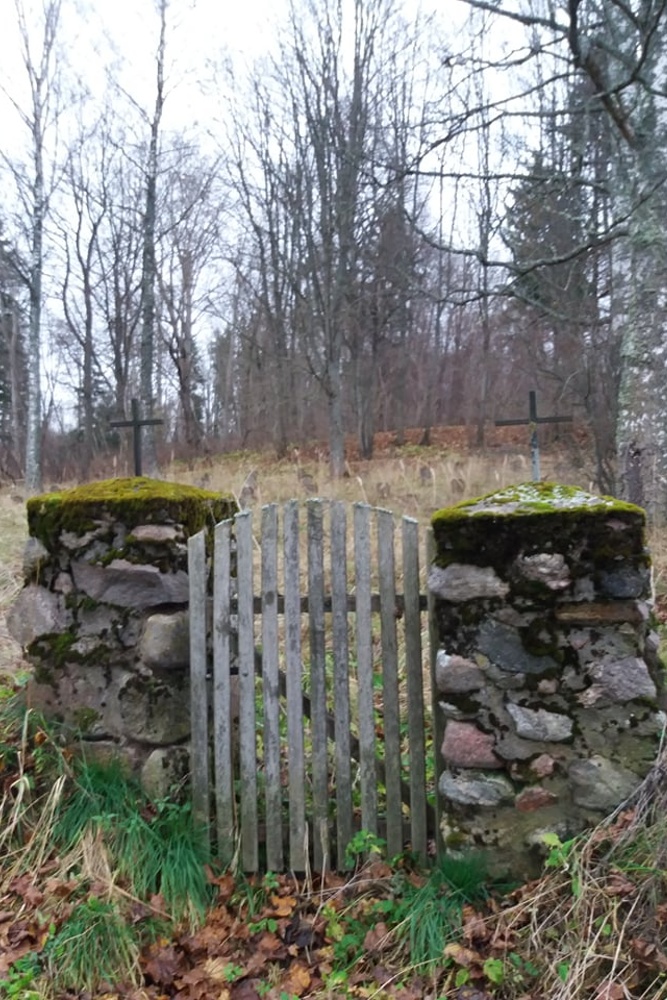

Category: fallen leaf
[269, 894, 296, 916]
[44, 877, 78, 899]
[256, 932, 284, 955]
[8, 877, 43, 908]
[605, 872, 636, 897]
[281, 960, 311, 997]
[444, 942, 483, 968]
[366, 860, 393, 879]
[594, 980, 627, 1000]
[462, 906, 490, 944]
[363, 921, 391, 953]
[202, 957, 240, 984]
[372, 964, 393, 985]
[143, 944, 183, 986]
[453, 987, 495, 1000]
[209, 873, 236, 900]
[392, 975, 424, 999]
[631, 937, 667, 970]
[230, 981, 261, 1000]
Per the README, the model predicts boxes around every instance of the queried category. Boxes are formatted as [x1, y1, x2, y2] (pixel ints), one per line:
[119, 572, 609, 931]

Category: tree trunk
[139, 0, 167, 477]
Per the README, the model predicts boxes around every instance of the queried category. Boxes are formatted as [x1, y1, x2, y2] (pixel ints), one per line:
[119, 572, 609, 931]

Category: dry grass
[486, 738, 667, 999]
[0, 487, 30, 676]
[170, 442, 591, 527]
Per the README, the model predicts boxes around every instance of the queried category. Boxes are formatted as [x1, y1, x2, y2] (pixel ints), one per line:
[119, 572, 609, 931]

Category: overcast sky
[0, 0, 473, 146]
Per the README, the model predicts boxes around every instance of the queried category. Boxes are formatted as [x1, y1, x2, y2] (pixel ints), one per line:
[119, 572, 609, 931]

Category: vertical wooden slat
[330, 502, 353, 866]
[188, 529, 209, 837]
[402, 516, 427, 860]
[427, 528, 444, 859]
[307, 500, 328, 871]
[261, 504, 283, 872]
[236, 510, 258, 872]
[353, 503, 377, 836]
[377, 508, 402, 858]
[213, 520, 235, 866]
[284, 501, 306, 871]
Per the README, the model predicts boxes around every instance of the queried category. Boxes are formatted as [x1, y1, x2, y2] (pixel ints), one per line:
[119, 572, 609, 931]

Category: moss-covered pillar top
[20, 477, 236, 612]
[430, 482, 648, 605]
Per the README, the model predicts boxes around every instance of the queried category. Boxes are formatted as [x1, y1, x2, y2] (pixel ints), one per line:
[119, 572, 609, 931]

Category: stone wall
[8, 477, 236, 796]
[429, 483, 665, 878]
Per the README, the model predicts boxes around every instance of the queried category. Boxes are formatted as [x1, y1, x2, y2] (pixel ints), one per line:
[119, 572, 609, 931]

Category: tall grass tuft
[53, 754, 214, 925]
[396, 851, 492, 969]
[46, 895, 141, 994]
[115, 799, 213, 923]
[53, 754, 141, 848]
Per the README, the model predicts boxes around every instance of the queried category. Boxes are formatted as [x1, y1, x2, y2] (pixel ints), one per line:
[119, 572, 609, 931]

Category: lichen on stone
[433, 482, 645, 522]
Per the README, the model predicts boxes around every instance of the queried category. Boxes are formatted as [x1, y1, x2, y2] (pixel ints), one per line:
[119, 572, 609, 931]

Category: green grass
[53, 753, 214, 924]
[395, 852, 493, 968]
[46, 895, 141, 994]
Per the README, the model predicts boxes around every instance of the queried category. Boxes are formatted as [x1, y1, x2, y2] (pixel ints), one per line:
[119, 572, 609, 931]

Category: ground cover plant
[2, 697, 667, 1000]
[1, 432, 667, 998]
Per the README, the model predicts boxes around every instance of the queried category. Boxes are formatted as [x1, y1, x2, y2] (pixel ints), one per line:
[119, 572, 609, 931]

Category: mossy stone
[431, 482, 646, 572]
[27, 477, 236, 549]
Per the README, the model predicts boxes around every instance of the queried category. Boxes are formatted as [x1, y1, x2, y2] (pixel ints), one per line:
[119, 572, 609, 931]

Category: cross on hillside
[110, 398, 163, 477]
[495, 390, 572, 481]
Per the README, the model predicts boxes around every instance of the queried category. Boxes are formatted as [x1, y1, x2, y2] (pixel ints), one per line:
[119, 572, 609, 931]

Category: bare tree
[157, 150, 224, 450]
[58, 126, 108, 478]
[1, 0, 63, 492]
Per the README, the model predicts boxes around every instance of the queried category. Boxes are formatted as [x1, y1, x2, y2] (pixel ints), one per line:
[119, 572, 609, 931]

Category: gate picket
[353, 503, 378, 838]
[237, 510, 258, 872]
[331, 501, 353, 865]
[213, 520, 235, 865]
[261, 504, 283, 872]
[284, 501, 307, 871]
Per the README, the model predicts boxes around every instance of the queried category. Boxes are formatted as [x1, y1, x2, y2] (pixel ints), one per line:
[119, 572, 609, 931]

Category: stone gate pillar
[8, 477, 236, 793]
[429, 483, 664, 877]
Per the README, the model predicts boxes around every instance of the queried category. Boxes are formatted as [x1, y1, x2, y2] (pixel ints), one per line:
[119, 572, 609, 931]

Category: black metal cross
[495, 390, 572, 481]
[110, 398, 163, 477]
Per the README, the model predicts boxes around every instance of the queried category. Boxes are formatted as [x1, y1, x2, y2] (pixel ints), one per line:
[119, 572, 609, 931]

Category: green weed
[0, 954, 42, 1000]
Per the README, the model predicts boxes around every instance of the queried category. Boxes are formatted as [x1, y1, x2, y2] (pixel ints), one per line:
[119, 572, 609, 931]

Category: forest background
[1, 0, 665, 514]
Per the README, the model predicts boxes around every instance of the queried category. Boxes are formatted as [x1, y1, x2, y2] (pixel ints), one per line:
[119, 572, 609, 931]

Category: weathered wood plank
[188, 530, 209, 837]
[213, 520, 235, 866]
[353, 503, 378, 836]
[377, 508, 402, 858]
[284, 501, 306, 871]
[330, 502, 353, 866]
[402, 516, 427, 860]
[237, 510, 258, 872]
[261, 504, 283, 872]
[426, 528, 444, 859]
[228, 593, 427, 615]
[307, 500, 328, 871]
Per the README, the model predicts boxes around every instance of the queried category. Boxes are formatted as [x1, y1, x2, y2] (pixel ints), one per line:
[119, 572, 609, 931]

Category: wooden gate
[188, 499, 434, 873]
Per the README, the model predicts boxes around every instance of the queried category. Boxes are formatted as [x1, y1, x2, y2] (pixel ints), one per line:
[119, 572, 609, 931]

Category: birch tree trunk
[139, 0, 168, 476]
[10, 0, 63, 493]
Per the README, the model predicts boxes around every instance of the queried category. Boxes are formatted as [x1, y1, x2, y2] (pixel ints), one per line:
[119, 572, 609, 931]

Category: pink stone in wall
[441, 721, 502, 769]
[530, 753, 556, 778]
[515, 786, 558, 812]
